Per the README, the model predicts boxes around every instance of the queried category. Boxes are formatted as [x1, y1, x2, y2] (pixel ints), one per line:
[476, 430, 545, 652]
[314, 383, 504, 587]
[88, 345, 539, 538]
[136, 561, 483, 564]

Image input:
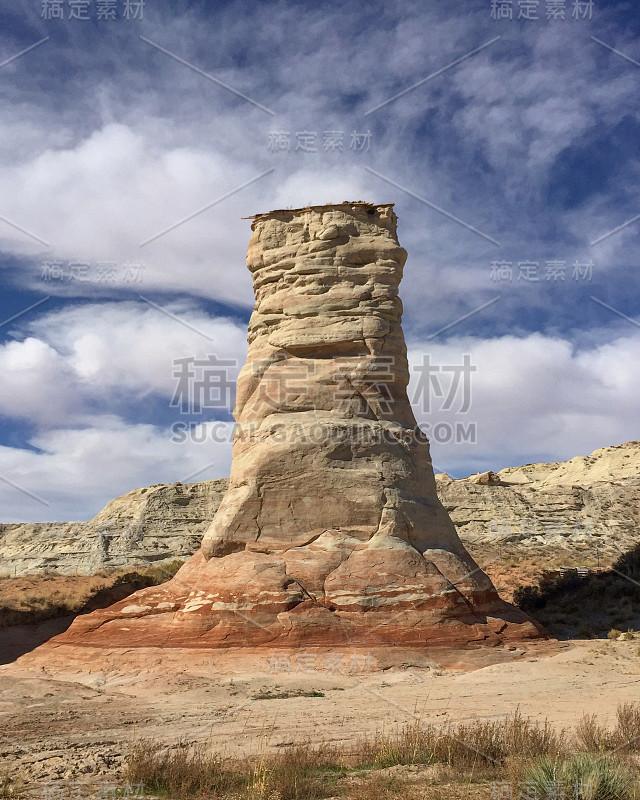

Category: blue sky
[0, 0, 639, 521]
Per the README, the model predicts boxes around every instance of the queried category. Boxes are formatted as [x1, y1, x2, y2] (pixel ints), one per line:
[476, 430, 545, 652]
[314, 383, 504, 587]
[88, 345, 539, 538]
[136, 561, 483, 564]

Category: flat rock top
[91, 478, 228, 523]
[245, 201, 394, 221]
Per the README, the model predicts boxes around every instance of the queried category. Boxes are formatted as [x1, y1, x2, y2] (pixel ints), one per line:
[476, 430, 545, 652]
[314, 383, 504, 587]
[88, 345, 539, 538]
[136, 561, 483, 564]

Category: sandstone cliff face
[0, 480, 228, 576]
[440, 441, 640, 562]
[496, 442, 640, 487]
[52, 202, 541, 649]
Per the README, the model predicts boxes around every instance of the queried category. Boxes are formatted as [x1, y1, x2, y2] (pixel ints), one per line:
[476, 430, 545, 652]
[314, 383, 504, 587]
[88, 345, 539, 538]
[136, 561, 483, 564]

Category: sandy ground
[1, 632, 639, 798]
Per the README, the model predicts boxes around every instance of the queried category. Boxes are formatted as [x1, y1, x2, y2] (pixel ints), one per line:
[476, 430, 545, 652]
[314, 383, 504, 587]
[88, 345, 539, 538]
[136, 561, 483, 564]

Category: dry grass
[353, 710, 562, 772]
[0, 775, 24, 799]
[251, 688, 325, 700]
[467, 542, 608, 604]
[126, 741, 245, 797]
[123, 707, 639, 799]
[127, 740, 343, 800]
[0, 560, 183, 627]
[575, 704, 640, 753]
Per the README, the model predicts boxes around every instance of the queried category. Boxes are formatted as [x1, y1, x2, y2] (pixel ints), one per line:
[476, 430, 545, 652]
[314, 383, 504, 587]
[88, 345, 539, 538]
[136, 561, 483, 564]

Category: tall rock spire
[59, 203, 543, 648]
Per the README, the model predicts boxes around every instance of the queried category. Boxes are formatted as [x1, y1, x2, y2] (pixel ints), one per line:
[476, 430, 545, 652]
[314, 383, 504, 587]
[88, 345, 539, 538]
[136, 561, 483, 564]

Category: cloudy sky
[0, 0, 638, 521]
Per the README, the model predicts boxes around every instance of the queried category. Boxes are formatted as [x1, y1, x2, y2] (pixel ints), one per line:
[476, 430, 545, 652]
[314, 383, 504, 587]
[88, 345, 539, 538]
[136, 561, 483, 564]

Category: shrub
[575, 703, 640, 753]
[123, 708, 639, 799]
[0, 776, 23, 799]
[126, 739, 342, 800]
[125, 740, 242, 797]
[139, 559, 184, 585]
[575, 715, 615, 752]
[513, 584, 545, 610]
[354, 711, 561, 771]
[612, 544, 640, 585]
[522, 753, 636, 800]
[615, 703, 640, 752]
[251, 688, 325, 700]
[263, 743, 343, 799]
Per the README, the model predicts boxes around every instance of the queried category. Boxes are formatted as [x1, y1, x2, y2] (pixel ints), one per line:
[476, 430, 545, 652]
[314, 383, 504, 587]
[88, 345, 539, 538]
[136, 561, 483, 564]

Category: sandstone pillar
[59, 203, 543, 648]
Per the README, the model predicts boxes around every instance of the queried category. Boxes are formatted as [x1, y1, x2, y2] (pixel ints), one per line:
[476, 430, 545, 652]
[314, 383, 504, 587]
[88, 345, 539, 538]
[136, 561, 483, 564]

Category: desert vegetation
[124, 705, 640, 799]
[0, 560, 184, 628]
[514, 544, 640, 638]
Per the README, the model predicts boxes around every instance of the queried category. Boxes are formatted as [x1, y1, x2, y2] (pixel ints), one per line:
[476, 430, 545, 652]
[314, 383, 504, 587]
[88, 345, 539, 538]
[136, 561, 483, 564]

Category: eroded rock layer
[0, 480, 228, 576]
[57, 202, 543, 648]
[4, 441, 640, 576]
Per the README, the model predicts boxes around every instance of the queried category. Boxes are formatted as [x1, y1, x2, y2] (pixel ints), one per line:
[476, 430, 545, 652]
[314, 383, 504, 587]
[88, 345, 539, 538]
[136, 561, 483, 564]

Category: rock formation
[0, 480, 228, 576]
[47, 203, 543, 648]
[5, 441, 640, 576]
[3, 442, 638, 633]
[440, 440, 640, 553]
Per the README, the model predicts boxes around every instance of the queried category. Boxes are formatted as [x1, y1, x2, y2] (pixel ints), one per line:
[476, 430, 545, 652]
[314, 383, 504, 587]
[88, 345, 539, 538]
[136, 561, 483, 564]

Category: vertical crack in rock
[253, 483, 263, 546]
[57, 202, 545, 649]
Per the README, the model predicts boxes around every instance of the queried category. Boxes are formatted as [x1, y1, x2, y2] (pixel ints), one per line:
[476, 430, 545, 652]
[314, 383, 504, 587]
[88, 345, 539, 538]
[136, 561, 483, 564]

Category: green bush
[522, 753, 636, 800]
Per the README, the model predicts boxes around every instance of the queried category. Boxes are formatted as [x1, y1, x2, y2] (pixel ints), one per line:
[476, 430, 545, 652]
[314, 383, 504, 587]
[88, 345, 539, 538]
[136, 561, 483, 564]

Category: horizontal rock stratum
[49, 202, 543, 648]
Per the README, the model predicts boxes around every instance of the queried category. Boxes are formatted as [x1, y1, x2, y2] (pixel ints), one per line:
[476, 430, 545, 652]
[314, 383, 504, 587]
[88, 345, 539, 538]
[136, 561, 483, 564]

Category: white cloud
[0, 301, 245, 519]
[0, 0, 634, 349]
[408, 331, 640, 475]
[0, 418, 234, 522]
[0, 300, 247, 425]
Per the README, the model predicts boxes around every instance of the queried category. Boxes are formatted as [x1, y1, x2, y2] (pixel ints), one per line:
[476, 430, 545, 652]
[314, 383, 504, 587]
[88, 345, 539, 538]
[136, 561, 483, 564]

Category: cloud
[0, 0, 639, 520]
[0, 417, 235, 522]
[0, 300, 246, 519]
[0, 336, 78, 425]
[0, 300, 247, 424]
[408, 330, 640, 475]
[0, 0, 635, 321]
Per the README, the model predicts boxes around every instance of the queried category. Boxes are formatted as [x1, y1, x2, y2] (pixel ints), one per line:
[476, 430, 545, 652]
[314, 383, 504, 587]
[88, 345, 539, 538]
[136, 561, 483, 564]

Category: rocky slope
[0, 480, 228, 577]
[439, 440, 640, 562]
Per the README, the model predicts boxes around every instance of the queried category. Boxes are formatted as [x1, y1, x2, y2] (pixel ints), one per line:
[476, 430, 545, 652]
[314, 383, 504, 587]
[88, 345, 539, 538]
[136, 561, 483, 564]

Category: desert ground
[1, 602, 639, 798]
[2, 444, 640, 798]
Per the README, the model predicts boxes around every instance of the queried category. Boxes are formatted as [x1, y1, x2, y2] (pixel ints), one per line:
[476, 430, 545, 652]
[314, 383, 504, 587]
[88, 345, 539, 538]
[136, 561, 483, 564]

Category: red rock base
[55, 550, 545, 649]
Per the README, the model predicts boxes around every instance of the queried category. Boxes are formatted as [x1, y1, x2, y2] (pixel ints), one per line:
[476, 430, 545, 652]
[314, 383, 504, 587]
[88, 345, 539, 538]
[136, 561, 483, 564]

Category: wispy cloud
[0, 0, 638, 518]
